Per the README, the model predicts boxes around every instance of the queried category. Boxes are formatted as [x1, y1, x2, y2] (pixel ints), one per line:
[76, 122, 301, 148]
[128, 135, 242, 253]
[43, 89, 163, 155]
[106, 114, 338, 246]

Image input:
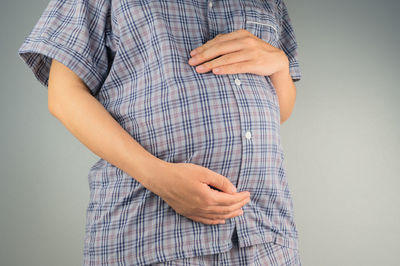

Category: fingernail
[188, 57, 197, 64]
[190, 49, 198, 56]
[196, 65, 205, 71]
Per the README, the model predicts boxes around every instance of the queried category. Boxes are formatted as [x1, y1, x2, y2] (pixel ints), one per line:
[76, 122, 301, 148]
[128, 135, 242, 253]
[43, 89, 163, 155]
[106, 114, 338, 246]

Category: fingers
[199, 199, 250, 221]
[190, 29, 248, 56]
[204, 195, 251, 216]
[186, 215, 226, 225]
[211, 60, 255, 75]
[188, 39, 245, 66]
[186, 195, 251, 224]
[205, 172, 238, 194]
[193, 50, 253, 74]
[191, 189, 251, 223]
[202, 172, 251, 206]
[209, 188, 251, 206]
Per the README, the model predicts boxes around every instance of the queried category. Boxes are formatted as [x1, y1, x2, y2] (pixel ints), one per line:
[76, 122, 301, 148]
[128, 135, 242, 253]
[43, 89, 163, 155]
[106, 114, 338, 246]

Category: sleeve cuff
[17, 37, 104, 96]
[288, 60, 301, 82]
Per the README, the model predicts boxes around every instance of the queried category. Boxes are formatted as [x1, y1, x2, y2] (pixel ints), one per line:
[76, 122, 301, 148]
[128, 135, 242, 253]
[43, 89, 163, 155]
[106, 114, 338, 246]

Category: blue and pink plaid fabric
[18, 0, 302, 265]
[152, 227, 301, 265]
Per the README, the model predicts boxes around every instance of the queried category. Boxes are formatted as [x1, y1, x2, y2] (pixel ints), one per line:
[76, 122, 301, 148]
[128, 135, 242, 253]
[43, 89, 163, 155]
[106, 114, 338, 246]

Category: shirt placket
[207, 0, 258, 246]
[206, 0, 253, 184]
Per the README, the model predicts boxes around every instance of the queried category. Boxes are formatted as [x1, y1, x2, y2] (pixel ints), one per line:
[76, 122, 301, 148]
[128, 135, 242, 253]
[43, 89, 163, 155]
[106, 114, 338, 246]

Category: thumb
[206, 172, 237, 194]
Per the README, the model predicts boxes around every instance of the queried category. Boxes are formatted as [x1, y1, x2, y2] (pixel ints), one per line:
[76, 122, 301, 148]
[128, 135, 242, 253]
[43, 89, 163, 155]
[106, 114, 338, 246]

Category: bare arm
[269, 58, 297, 125]
[47, 59, 168, 190]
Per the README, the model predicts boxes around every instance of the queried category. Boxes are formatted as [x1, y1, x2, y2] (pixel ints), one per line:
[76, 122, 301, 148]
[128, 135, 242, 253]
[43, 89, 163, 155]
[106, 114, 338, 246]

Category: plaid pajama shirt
[18, 0, 302, 265]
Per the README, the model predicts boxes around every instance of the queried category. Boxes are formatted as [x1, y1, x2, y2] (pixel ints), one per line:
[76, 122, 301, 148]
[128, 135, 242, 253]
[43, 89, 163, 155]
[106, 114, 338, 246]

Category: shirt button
[208, 1, 213, 8]
[245, 131, 252, 140]
[235, 78, 241, 86]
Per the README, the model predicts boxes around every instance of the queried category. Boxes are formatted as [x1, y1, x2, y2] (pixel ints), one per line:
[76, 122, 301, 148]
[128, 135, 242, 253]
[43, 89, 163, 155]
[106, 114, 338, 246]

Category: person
[17, 0, 302, 265]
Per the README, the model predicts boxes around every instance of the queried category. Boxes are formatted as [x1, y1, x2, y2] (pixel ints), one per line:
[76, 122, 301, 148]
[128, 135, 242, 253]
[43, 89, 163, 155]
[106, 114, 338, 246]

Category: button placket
[234, 77, 252, 141]
[231, 72, 255, 243]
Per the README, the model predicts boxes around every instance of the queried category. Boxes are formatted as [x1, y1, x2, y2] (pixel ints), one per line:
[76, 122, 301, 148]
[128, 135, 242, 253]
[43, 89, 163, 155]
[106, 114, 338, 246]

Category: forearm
[270, 64, 296, 124]
[48, 73, 169, 191]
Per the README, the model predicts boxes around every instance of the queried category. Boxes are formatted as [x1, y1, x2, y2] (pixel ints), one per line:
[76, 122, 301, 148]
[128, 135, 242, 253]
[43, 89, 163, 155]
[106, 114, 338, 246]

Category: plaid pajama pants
[151, 228, 301, 266]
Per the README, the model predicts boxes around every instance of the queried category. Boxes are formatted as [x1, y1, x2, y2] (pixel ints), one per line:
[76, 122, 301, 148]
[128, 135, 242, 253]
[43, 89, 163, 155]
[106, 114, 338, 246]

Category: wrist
[125, 146, 173, 193]
[271, 50, 290, 78]
[270, 64, 290, 82]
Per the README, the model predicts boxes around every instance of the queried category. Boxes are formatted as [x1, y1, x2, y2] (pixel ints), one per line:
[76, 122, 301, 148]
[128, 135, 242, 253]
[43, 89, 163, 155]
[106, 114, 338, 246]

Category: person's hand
[188, 29, 289, 76]
[151, 162, 251, 225]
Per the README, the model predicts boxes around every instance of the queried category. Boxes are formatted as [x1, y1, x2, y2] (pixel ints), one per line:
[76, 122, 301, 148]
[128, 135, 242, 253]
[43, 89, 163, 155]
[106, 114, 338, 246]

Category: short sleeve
[276, 0, 302, 82]
[17, 0, 117, 96]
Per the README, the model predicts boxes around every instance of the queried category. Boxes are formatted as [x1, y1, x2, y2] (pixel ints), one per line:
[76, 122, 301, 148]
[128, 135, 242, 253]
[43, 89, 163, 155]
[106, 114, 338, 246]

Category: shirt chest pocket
[244, 5, 280, 48]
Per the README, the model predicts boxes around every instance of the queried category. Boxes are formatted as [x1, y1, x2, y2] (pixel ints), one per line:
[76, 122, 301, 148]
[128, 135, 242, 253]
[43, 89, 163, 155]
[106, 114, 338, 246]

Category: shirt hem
[84, 231, 299, 265]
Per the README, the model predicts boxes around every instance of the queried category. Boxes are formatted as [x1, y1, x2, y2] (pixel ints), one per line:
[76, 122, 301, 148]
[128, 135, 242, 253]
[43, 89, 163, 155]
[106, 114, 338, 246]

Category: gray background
[1, 0, 399, 265]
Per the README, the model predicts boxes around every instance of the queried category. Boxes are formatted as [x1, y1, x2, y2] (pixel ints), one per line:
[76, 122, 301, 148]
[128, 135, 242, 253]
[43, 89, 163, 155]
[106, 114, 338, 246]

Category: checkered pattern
[17, 0, 302, 265]
[151, 227, 301, 265]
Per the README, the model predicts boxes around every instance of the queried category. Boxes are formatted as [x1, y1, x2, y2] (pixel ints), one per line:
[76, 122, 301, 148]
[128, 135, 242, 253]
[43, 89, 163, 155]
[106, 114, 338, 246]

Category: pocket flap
[244, 5, 280, 47]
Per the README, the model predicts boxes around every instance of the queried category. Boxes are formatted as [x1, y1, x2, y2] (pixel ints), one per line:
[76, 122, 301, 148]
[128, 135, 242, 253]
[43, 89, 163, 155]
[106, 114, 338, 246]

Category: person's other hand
[152, 162, 251, 225]
[188, 29, 288, 76]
